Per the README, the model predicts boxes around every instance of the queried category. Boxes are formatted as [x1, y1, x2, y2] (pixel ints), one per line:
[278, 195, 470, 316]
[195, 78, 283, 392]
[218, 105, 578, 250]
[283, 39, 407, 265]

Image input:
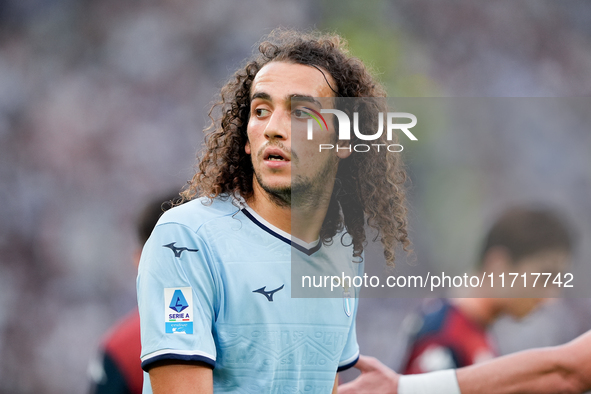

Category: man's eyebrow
[289, 95, 322, 107]
[251, 91, 272, 102]
[251, 92, 325, 107]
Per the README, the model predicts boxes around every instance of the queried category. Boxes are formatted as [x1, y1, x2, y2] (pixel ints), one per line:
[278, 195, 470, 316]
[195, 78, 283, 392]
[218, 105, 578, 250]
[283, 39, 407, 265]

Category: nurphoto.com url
[301, 272, 574, 293]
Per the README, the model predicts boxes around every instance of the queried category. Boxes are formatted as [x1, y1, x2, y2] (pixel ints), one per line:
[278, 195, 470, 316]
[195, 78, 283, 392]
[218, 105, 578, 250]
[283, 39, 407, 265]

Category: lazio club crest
[343, 288, 352, 317]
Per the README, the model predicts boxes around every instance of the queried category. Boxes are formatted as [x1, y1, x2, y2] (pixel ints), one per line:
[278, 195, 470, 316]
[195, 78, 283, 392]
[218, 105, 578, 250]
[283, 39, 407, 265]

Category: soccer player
[136, 29, 410, 393]
[340, 331, 591, 393]
[403, 207, 572, 375]
[339, 210, 587, 394]
[89, 193, 180, 394]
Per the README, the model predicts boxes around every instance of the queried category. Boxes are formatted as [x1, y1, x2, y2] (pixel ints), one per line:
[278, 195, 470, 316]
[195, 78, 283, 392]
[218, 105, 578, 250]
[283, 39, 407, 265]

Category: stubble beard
[254, 153, 338, 210]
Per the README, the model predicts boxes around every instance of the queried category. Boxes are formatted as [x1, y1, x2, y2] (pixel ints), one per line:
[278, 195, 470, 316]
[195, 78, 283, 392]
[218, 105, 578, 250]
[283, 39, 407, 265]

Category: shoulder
[156, 196, 241, 233]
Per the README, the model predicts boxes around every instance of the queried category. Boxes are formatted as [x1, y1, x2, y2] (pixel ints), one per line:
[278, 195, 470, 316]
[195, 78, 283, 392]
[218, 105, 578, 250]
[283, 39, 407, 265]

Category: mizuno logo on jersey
[163, 242, 199, 258]
[253, 285, 284, 302]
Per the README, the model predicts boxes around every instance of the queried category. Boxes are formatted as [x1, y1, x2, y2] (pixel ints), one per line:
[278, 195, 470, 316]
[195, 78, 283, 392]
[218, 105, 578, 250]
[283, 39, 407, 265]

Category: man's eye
[293, 109, 311, 118]
[255, 108, 270, 117]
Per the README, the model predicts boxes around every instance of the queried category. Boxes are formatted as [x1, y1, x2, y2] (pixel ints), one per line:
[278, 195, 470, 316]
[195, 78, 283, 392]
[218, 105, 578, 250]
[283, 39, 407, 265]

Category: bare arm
[149, 364, 213, 394]
[457, 331, 591, 394]
[339, 330, 591, 394]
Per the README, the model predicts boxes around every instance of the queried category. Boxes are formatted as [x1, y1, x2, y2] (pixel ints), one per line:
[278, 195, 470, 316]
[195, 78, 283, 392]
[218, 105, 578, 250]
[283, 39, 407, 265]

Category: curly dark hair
[181, 29, 410, 266]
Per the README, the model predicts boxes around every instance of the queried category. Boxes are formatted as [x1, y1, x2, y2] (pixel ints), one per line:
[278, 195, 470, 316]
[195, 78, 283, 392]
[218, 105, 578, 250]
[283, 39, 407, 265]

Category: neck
[246, 179, 335, 244]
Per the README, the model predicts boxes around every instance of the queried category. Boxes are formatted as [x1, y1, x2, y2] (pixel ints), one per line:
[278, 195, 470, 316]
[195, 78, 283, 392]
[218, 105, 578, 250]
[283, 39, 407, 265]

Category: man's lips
[262, 147, 291, 162]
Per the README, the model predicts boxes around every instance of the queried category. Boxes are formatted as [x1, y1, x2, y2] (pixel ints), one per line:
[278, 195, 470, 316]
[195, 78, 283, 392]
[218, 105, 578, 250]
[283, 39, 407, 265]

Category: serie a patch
[164, 287, 194, 334]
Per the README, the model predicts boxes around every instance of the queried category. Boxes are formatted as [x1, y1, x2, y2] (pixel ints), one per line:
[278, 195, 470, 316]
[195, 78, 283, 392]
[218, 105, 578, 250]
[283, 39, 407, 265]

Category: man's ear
[482, 246, 512, 273]
[336, 140, 352, 159]
[245, 140, 251, 155]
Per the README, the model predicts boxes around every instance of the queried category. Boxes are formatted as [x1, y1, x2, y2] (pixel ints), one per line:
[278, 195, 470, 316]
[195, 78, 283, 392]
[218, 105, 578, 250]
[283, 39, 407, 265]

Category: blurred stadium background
[0, 0, 590, 392]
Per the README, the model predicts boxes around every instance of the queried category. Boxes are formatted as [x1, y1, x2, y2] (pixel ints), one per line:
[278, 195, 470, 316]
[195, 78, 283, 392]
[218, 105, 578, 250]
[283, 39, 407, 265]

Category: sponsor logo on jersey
[163, 242, 199, 258]
[253, 284, 284, 302]
[164, 287, 193, 334]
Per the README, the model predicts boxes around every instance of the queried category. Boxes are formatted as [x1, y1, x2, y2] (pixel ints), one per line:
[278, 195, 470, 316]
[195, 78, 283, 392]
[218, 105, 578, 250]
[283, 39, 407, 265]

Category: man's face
[504, 249, 570, 318]
[245, 61, 348, 206]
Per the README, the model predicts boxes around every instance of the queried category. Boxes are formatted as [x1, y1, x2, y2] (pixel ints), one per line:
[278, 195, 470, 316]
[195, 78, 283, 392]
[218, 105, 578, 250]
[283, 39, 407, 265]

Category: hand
[339, 355, 399, 394]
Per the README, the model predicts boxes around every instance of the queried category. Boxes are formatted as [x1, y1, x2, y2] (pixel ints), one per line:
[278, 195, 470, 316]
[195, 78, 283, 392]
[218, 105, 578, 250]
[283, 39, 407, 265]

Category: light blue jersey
[137, 197, 361, 393]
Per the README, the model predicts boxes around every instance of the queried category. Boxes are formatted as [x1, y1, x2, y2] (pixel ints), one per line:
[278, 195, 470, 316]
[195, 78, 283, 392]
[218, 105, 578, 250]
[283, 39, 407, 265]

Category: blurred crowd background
[1, 0, 590, 392]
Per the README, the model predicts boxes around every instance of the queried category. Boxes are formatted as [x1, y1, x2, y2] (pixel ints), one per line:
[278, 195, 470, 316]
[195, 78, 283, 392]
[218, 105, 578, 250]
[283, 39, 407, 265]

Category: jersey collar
[241, 205, 322, 256]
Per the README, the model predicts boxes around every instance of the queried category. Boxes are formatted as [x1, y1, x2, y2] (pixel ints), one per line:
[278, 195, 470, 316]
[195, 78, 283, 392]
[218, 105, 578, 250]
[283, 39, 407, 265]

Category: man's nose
[264, 109, 290, 141]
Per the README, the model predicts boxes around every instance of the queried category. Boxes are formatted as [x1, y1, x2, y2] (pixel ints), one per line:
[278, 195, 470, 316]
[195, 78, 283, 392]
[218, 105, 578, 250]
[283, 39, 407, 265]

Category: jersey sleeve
[337, 258, 363, 372]
[137, 222, 218, 372]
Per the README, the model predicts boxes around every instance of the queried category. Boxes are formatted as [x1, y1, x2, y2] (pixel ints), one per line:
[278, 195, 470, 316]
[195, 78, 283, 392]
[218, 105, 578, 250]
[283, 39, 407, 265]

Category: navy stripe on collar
[241, 209, 322, 256]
